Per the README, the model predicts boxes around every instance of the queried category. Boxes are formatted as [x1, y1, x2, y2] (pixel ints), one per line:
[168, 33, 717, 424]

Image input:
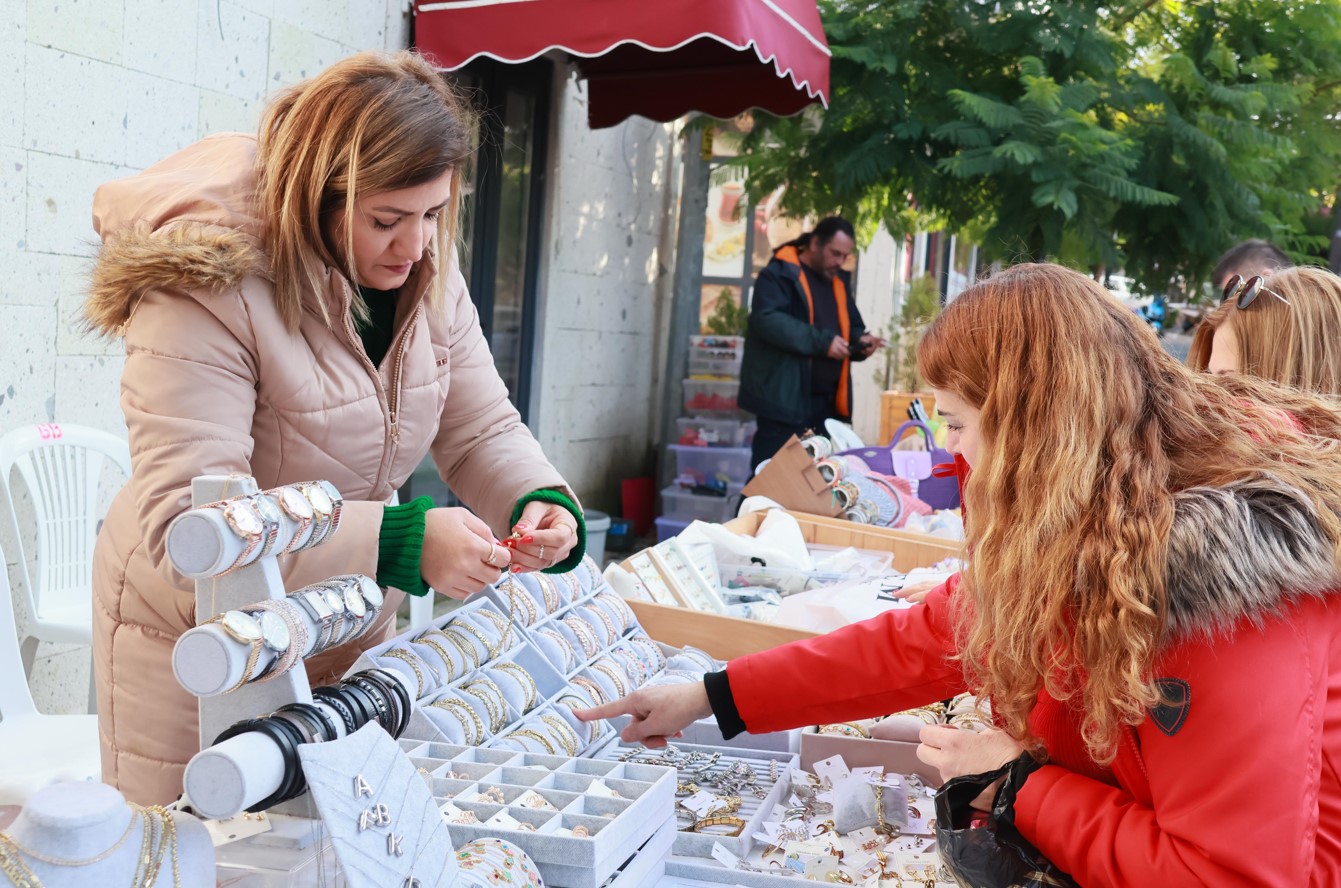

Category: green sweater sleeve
[510, 489, 587, 574]
[378, 495, 433, 597]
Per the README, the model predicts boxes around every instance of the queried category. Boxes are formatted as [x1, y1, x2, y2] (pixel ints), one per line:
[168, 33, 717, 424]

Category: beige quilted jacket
[85, 133, 571, 804]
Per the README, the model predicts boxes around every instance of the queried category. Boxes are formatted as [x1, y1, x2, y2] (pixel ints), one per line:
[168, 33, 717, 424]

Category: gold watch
[204, 609, 266, 692]
[269, 486, 315, 554]
[211, 498, 269, 576]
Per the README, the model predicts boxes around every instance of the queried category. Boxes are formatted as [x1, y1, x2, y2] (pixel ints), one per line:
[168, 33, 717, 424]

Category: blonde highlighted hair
[257, 50, 474, 331]
[1188, 265, 1341, 394]
[918, 263, 1341, 763]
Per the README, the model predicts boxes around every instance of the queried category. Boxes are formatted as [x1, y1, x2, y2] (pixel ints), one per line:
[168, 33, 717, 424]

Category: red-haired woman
[583, 263, 1341, 886]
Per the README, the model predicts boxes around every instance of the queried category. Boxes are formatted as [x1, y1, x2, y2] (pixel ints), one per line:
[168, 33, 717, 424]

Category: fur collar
[1165, 475, 1341, 640]
[84, 225, 263, 337]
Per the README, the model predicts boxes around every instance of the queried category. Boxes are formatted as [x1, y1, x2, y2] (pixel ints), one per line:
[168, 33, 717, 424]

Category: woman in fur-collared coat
[84, 51, 584, 805]
[585, 263, 1341, 886]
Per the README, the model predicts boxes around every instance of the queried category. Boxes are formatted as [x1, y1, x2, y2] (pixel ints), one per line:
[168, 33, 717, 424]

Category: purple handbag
[837, 420, 961, 510]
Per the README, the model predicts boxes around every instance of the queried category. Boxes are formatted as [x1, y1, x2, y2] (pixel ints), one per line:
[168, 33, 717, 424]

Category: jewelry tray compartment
[594, 738, 799, 860]
[398, 741, 676, 888]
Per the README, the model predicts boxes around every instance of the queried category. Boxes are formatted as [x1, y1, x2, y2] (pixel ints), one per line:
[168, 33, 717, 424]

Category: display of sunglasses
[1221, 274, 1290, 309]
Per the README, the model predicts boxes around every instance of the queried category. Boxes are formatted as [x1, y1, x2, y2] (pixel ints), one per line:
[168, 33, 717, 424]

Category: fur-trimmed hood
[84, 133, 268, 336]
[1166, 474, 1341, 639]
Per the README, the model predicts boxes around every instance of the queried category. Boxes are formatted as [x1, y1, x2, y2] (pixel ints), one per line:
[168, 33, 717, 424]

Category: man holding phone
[739, 216, 886, 471]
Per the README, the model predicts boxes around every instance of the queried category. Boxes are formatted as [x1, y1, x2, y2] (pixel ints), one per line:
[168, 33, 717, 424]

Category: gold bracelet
[562, 617, 600, 658]
[413, 633, 465, 681]
[538, 628, 577, 671]
[428, 628, 479, 672]
[494, 662, 540, 713]
[502, 580, 539, 624]
[818, 722, 870, 739]
[571, 676, 608, 706]
[430, 698, 484, 744]
[590, 661, 629, 698]
[475, 607, 513, 651]
[382, 648, 431, 697]
[692, 815, 746, 836]
[558, 571, 582, 602]
[449, 618, 499, 660]
[555, 694, 602, 742]
[506, 728, 556, 755]
[539, 714, 580, 755]
[461, 679, 507, 732]
[534, 574, 560, 612]
[583, 606, 620, 645]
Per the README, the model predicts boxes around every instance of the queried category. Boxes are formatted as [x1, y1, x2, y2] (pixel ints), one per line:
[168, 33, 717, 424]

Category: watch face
[301, 589, 333, 619]
[225, 501, 264, 537]
[222, 609, 263, 641]
[277, 487, 314, 520]
[305, 484, 334, 515]
[255, 610, 291, 651]
[251, 494, 281, 525]
[322, 586, 346, 614]
[342, 583, 367, 618]
[358, 576, 384, 608]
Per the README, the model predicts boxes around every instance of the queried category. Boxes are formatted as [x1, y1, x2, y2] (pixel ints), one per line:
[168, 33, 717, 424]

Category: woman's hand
[917, 726, 1025, 811]
[420, 507, 511, 599]
[894, 578, 942, 603]
[574, 682, 713, 748]
[506, 500, 580, 573]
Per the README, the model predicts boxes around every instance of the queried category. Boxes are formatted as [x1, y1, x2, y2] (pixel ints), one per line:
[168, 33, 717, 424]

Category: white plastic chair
[0, 423, 131, 712]
[0, 538, 101, 804]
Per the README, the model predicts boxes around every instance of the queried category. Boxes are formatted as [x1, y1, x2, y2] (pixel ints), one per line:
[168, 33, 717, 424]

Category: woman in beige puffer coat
[82, 51, 583, 805]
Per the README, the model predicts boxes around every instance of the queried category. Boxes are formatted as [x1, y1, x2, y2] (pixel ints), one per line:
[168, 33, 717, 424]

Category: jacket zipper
[1122, 726, 1151, 789]
[387, 304, 422, 442]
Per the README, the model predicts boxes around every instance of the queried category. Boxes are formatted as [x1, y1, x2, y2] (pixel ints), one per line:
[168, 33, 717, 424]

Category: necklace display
[0, 804, 181, 888]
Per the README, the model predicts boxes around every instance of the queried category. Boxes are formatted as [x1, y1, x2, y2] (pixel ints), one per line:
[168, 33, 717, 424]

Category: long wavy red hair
[919, 263, 1341, 762]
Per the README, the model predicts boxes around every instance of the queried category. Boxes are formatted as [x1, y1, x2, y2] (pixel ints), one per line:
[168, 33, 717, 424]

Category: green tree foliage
[740, 0, 1341, 292]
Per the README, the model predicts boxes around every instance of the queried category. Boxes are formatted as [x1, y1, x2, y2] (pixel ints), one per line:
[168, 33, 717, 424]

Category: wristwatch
[246, 493, 284, 559]
[268, 486, 315, 555]
[318, 582, 352, 648]
[248, 599, 307, 682]
[297, 482, 337, 548]
[316, 480, 344, 537]
[292, 586, 339, 653]
[210, 498, 271, 576]
[339, 577, 369, 639]
[204, 609, 266, 692]
[327, 574, 383, 634]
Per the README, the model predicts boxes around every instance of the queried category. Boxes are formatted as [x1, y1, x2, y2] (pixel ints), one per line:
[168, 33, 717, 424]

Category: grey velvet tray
[595, 739, 799, 860]
[398, 740, 676, 888]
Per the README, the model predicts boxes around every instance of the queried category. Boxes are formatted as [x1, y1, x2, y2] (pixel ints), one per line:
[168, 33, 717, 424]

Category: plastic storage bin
[669, 444, 753, 486]
[688, 335, 745, 378]
[674, 416, 756, 448]
[660, 485, 743, 523]
[682, 378, 741, 416]
[654, 516, 689, 542]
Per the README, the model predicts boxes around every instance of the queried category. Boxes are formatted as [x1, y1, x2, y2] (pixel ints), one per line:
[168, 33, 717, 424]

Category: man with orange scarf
[738, 216, 886, 471]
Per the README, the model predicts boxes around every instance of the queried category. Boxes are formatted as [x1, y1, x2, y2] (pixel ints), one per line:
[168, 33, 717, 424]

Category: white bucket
[585, 510, 612, 566]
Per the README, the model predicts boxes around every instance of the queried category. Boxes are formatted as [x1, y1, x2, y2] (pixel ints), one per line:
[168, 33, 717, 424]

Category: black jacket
[738, 252, 868, 424]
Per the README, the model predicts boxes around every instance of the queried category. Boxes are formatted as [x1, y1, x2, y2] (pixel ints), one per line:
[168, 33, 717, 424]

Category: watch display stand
[168, 474, 321, 819]
[0, 782, 214, 887]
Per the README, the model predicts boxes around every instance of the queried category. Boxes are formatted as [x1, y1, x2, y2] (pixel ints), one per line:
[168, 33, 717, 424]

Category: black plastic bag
[933, 755, 1080, 888]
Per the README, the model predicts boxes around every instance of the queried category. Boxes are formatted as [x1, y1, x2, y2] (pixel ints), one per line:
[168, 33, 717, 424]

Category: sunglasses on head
[1221, 274, 1290, 309]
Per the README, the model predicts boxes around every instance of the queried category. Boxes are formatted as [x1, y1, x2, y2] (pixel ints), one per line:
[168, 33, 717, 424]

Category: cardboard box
[627, 510, 963, 659]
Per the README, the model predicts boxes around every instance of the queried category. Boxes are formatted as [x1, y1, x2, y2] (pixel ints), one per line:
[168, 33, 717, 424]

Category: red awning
[413, 0, 830, 128]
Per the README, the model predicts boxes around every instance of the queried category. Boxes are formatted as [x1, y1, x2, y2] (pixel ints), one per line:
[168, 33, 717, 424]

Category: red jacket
[725, 477, 1341, 886]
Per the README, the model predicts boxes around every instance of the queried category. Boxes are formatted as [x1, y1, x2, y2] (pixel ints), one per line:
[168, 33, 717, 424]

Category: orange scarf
[776, 245, 852, 417]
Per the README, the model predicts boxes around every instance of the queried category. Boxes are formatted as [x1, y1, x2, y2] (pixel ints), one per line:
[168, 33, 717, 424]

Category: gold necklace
[0, 835, 42, 888]
[1, 809, 136, 866]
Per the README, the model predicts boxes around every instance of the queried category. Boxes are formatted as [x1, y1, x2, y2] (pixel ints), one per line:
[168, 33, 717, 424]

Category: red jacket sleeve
[1012, 596, 1333, 887]
[726, 576, 968, 733]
